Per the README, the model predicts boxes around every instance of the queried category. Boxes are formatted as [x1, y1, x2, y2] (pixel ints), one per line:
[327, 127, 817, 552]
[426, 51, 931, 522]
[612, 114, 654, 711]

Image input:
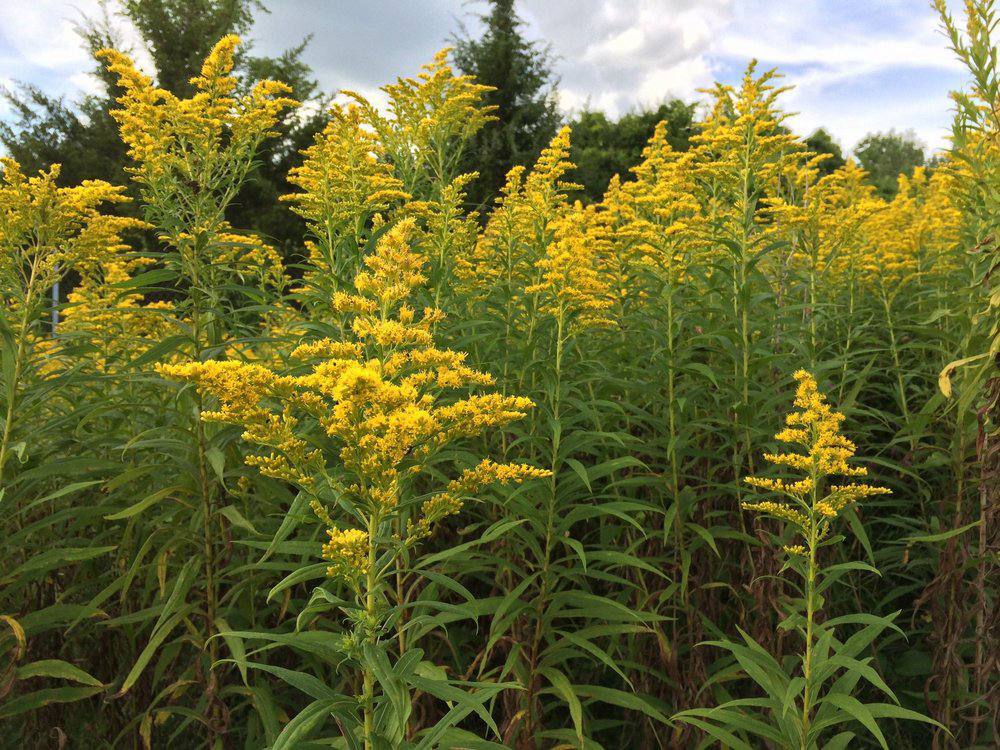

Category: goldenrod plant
[0, 160, 143, 489]
[0, 159, 144, 726]
[674, 372, 940, 748]
[89, 36, 296, 744]
[161, 218, 547, 747]
[932, 1, 1000, 745]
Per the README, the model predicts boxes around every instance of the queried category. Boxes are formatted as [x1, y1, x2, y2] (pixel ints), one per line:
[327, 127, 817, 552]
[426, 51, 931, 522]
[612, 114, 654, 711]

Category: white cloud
[0, 0, 152, 99]
[590, 27, 646, 61]
[4, 3, 95, 70]
[719, 1, 964, 151]
[520, 0, 734, 117]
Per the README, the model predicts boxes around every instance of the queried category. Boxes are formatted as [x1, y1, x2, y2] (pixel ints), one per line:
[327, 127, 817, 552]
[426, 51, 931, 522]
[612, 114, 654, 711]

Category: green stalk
[666, 286, 685, 600]
[838, 270, 857, 401]
[363, 510, 379, 750]
[879, 283, 914, 449]
[526, 310, 564, 745]
[184, 233, 222, 737]
[0, 251, 43, 498]
[801, 479, 819, 748]
[808, 250, 818, 369]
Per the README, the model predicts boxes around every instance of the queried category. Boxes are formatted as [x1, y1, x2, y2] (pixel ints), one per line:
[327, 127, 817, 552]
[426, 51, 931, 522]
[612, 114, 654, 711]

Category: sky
[0, 0, 971, 153]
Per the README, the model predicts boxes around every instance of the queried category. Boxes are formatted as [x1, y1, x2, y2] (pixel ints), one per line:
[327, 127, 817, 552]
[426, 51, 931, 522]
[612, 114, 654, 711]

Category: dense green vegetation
[0, 1, 996, 748]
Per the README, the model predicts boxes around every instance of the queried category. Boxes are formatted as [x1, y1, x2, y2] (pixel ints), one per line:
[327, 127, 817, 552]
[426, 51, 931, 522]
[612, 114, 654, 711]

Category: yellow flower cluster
[692, 64, 809, 227]
[282, 48, 495, 313]
[213, 231, 286, 291]
[52, 257, 177, 374]
[402, 171, 481, 298]
[1, 159, 148, 368]
[157, 358, 318, 486]
[283, 104, 409, 297]
[1, 160, 143, 284]
[351, 48, 496, 195]
[526, 204, 615, 329]
[159, 216, 546, 580]
[862, 167, 962, 283]
[744, 371, 890, 541]
[762, 371, 865, 478]
[99, 36, 296, 246]
[413, 458, 550, 538]
[455, 127, 585, 321]
[770, 160, 882, 282]
[321, 528, 370, 581]
[617, 123, 702, 286]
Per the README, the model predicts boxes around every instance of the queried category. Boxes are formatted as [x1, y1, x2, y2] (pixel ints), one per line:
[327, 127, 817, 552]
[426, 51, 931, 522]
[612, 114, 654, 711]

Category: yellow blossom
[322, 528, 370, 581]
[744, 371, 890, 548]
[99, 37, 297, 257]
[158, 215, 545, 581]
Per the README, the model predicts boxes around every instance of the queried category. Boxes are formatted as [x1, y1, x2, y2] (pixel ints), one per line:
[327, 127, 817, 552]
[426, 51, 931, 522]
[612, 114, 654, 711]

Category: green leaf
[823, 693, 888, 749]
[865, 703, 946, 731]
[104, 486, 182, 520]
[574, 684, 670, 724]
[539, 667, 584, 744]
[218, 504, 261, 535]
[0, 686, 104, 719]
[15, 659, 103, 687]
[903, 519, 981, 544]
[115, 608, 190, 697]
[272, 699, 348, 750]
[7, 546, 116, 579]
[362, 643, 410, 740]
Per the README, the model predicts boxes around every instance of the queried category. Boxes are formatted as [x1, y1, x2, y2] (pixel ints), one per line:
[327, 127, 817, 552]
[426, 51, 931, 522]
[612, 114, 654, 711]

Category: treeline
[2, 0, 929, 240]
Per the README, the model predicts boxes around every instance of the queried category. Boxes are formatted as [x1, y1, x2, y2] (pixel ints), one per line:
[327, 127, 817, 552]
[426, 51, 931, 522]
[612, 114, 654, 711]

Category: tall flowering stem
[673, 371, 942, 747]
[0, 159, 142, 493]
[98, 36, 296, 737]
[160, 219, 547, 747]
[743, 371, 890, 742]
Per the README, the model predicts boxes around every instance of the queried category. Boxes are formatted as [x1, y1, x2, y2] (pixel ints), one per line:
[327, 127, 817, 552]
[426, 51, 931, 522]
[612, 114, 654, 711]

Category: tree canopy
[570, 100, 696, 201]
[804, 128, 846, 177]
[853, 129, 926, 198]
[452, 0, 561, 210]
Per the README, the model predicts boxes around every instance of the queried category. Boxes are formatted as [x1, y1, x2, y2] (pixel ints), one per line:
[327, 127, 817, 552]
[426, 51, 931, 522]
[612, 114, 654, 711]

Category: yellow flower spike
[859, 165, 962, 286]
[458, 130, 574, 285]
[282, 104, 409, 287]
[158, 213, 544, 574]
[771, 159, 884, 286]
[745, 370, 890, 542]
[411, 459, 551, 538]
[359, 47, 497, 190]
[526, 204, 615, 330]
[190, 35, 240, 93]
[740, 372, 894, 745]
[99, 37, 297, 245]
[1, 157, 153, 377]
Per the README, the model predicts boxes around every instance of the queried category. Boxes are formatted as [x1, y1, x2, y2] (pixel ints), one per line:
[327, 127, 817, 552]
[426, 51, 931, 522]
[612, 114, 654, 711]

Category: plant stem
[363, 511, 379, 750]
[187, 242, 222, 738]
[666, 287, 685, 602]
[802, 484, 819, 748]
[526, 311, 564, 746]
[880, 283, 913, 445]
[0, 252, 42, 498]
